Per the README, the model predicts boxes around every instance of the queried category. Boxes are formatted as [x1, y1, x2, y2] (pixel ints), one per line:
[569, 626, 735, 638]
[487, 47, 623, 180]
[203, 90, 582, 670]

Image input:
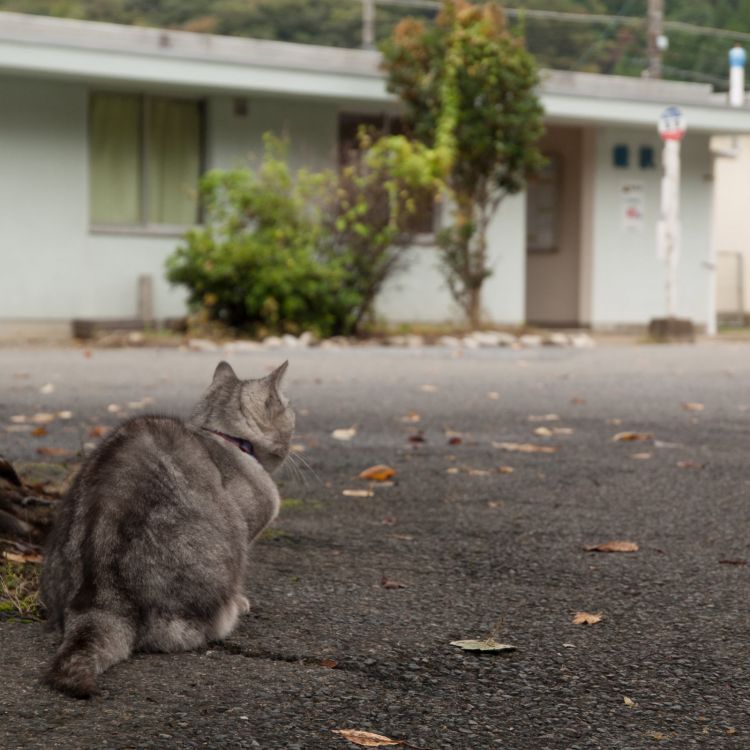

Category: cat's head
[191, 361, 295, 473]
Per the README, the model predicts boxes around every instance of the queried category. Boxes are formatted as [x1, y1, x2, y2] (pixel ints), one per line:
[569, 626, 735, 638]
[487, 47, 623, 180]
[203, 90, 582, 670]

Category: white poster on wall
[621, 182, 645, 232]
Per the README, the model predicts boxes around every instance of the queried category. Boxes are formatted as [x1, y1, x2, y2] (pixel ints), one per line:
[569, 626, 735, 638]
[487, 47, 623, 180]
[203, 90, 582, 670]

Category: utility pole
[646, 0, 664, 79]
[362, 0, 376, 50]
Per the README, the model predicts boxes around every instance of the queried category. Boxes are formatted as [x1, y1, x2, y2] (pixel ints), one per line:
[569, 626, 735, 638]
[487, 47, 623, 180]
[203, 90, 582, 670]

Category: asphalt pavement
[1, 342, 749, 749]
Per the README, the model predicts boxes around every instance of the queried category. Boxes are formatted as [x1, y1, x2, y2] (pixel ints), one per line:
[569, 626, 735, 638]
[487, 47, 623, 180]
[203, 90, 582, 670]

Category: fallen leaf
[419, 384, 438, 392]
[719, 558, 747, 566]
[487, 391, 500, 400]
[359, 465, 396, 482]
[445, 467, 460, 474]
[380, 576, 407, 589]
[607, 418, 623, 425]
[391, 533, 414, 541]
[631, 452, 652, 460]
[450, 638, 516, 653]
[332, 427, 357, 441]
[727, 727, 737, 736]
[468, 468, 491, 476]
[487, 500, 504, 509]
[88, 425, 110, 438]
[584, 540, 639, 553]
[493, 442, 558, 454]
[447, 436, 462, 445]
[528, 414, 560, 422]
[39, 383, 55, 394]
[3, 551, 43, 564]
[320, 658, 338, 669]
[497, 466, 514, 474]
[613, 432, 653, 442]
[676, 460, 704, 470]
[624, 696, 637, 708]
[31, 427, 48, 438]
[342, 489, 374, 498]
[647, 731, 667, 741]
[57, 411, 73, 420]
[534, 426, 553, 437]
[107, 404, 122, 414]
[9, 415, 27, 424]
[408, 432, 426, 444]
[331, 729, 403, 747]
[570, 397, 586, 405]
[36, 447, 74, 458]
[32, 413, 56, 424]
[681, 402, 704, 411]
[400, 411, 421, 423]
[290, 443, 306, 453]
[381, 516, 397, 526]
[572, 611, 603, 625]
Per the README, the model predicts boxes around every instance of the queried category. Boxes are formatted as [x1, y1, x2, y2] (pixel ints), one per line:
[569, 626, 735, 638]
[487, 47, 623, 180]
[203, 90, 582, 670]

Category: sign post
[649, 106, 694, 341]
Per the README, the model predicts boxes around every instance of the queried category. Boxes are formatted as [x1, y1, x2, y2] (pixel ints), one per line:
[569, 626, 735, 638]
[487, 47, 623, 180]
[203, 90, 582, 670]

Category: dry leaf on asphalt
[718, 558, 747, 566]
[572, 612, 603, 625]
[320, 658, 338, 669]
[88, 425, 110, 438]
[400, 411, 421, 423]
[527, 414, 560, 422]
[607, 418, 623, 425]
[419, 384, 438, 392]
[107, 404, 122, 413]
[32, 413, 56, 424]
[534, 426, 553, 437]
[10, 415, 27, 424]
[39, 383, 55, 394]
[445, 467, 460, 474]
[450, 638, 516, 653]
[677, 460, 704, 470]
[631, 452, 652, 460]
[647, 731, 667, 741]
[612, 432, 653, 442]
[332, 427, 357, 441]
[584, 540, 639, 553]
[36, 447, 74, 458]
[493, 442, 558, 454]
[359, 465, 396, 482]
[497, 466, 514, 474]
[332, 729, 404, 747]
[624, 696, 636, 708]
[571, 397, 587, 405]
[407, 432, 426, 444]
[380, 576, 407, 589]
[447, 436, 462, 445]
[468, 468, 491, 476]
[681, 402, 704, 411]
[31, 427, 48, 438]
[487, 391, 500, 400]
[342, 489, 374, 498]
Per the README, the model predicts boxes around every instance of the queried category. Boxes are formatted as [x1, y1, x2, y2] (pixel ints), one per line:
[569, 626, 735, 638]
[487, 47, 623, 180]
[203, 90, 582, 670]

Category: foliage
[166, 134, 438, 337]
[0, 562, 41, 622]
[381, 0, 545, 327]
[5, 0, 748, 88]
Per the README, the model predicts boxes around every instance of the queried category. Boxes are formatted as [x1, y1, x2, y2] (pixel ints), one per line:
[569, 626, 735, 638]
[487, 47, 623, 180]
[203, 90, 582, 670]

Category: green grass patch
[258, 527, 291, 542]
[0, 562, 42, 622]
[281, 497, 323, 512]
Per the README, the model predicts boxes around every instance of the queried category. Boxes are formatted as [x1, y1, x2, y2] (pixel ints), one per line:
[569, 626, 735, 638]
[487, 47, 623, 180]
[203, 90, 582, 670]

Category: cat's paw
[235, 594, 251, 615]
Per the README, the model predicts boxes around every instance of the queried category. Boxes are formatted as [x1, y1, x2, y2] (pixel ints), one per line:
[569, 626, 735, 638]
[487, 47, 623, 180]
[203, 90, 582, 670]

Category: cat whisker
[290, 450, 323, 486]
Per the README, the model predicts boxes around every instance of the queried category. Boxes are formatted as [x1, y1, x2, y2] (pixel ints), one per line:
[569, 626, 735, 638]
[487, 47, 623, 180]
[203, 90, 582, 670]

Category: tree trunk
[467, 286, 482, 330]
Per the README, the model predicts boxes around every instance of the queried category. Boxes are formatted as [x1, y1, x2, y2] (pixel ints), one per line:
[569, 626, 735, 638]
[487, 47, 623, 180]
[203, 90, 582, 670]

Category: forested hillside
[2, 0, 749, 87]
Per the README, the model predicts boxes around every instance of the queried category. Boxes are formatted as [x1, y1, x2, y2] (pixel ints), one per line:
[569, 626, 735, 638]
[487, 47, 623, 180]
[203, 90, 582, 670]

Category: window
[526, 153, 561, 254]
[338, 112, 435, 235]
[89, 93, 204, 228]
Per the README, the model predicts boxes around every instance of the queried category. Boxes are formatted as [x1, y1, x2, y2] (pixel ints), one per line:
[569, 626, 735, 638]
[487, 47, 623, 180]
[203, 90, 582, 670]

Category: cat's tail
[45, 609, 135, 698]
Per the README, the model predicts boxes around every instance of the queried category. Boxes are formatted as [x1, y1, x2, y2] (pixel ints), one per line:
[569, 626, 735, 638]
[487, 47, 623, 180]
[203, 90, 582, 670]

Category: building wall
[713, 135, 750, 316]
[590, 127, 713, 326]
[0, 78, 341, 328]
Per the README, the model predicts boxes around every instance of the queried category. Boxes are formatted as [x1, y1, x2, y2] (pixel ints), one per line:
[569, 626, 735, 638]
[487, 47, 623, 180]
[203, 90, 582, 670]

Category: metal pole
[362, 0, 376, 50]
[647, 0, 664, 79]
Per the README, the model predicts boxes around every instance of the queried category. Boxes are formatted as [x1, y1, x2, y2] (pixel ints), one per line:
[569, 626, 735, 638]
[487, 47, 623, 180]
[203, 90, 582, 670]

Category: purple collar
[204, 429, 256, 458]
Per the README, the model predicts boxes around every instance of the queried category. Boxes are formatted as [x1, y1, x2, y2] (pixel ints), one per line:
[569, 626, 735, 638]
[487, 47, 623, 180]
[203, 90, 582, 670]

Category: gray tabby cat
[41, 360, 293, 698]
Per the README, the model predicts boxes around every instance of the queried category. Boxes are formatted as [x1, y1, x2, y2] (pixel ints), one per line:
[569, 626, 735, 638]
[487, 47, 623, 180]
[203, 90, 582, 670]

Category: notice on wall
[621, 182, 645, 232]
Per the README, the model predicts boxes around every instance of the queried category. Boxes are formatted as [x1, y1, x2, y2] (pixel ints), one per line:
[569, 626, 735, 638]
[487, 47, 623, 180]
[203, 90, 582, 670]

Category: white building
[2, 11, 750, 339]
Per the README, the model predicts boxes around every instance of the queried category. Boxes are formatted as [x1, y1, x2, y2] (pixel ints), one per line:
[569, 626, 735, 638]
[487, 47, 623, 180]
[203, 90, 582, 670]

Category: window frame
[88, 90, 207, 236]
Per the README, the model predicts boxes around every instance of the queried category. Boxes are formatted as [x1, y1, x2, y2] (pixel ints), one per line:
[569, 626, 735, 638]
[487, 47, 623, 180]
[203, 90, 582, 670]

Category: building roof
[2, 11, 750, 134]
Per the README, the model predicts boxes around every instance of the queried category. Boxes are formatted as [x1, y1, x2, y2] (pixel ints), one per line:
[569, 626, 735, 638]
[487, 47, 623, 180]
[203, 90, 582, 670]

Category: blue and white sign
[658, 105, 686, 141]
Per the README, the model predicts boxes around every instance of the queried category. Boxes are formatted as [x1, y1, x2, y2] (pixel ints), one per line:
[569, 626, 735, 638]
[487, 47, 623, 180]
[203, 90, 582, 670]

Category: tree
[381, 0, 546, 327]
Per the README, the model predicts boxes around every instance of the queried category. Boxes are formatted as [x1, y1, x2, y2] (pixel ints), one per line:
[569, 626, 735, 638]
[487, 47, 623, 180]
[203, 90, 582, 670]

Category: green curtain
[89, 94, 142, 224]
[146, 98, 201, 225]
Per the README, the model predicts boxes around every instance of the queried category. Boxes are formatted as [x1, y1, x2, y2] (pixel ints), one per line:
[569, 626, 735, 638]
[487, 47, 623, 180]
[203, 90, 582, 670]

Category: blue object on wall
[639, 145, 655, 169]
[613, 144, 629, 168]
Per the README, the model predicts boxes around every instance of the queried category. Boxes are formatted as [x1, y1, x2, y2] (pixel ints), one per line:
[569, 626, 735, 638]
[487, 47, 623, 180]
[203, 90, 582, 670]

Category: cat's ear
[212, 361, 237, 384]
[263, 361, 289, 410]
[266, 360, 289, 395]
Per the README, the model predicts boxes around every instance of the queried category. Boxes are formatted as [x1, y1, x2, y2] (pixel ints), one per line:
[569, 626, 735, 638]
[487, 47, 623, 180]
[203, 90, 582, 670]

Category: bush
[166, 134, 440, 337]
